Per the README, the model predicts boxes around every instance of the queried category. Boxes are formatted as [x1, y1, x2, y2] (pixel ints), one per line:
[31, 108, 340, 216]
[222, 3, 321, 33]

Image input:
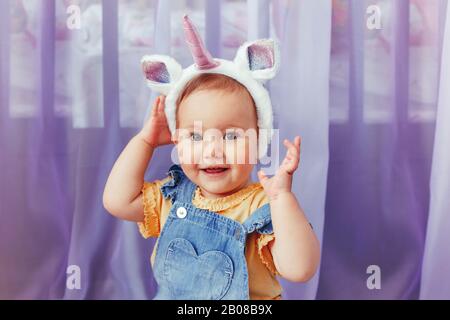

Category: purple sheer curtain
[420, 0, 450, 299]
[0, 0, 72, 298]
[318, 0, 447, 299]
[0, 0, 154, 299]
[0, 0, 448, 300]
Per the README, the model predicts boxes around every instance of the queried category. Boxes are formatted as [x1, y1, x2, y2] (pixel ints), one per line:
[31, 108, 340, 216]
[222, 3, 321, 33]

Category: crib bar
[154, 0, 172, 54]
[0, 0, 10, 125]
[206, 0, 222, 58]
[393, 0, 410, 127]
[348, 0, 365, 126]
[39, 0, 56, 123]
[102, 0, 120, 129]
[247, 0, 271, 40]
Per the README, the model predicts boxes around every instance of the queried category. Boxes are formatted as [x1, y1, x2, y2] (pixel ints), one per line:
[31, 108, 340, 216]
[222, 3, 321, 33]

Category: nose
[203, 137, 225, 164]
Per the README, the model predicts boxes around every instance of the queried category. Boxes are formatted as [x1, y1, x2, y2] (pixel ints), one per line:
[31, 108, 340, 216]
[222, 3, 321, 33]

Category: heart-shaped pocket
[164, 238, 234, 300]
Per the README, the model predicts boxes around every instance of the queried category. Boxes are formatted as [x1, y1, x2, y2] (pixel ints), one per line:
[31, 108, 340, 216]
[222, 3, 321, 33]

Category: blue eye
[191, 133, 202, 141]
[224, 132, 239, 140]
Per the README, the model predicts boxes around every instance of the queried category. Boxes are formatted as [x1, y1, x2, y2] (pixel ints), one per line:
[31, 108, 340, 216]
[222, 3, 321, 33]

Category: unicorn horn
[183, 14, 219, 70]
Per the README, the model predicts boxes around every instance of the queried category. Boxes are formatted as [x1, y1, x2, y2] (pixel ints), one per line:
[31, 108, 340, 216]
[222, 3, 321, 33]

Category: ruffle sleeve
[137, 177, 171, 238]
[256, 233, 280, 276]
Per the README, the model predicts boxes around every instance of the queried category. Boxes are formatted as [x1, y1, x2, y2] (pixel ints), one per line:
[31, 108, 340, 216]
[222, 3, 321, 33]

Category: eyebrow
[184, 125, 246, 130]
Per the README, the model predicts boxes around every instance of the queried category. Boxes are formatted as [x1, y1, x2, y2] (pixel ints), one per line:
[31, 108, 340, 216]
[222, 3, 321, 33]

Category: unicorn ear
[141, 55, 183, 95]
[234, 39, 280, 83]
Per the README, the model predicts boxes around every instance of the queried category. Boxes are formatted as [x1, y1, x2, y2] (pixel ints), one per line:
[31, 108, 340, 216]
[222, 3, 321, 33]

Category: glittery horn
[183, 14, 219, 70]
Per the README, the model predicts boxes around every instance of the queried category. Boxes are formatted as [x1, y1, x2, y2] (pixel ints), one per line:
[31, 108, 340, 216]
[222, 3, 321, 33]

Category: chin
[200, 181, 231, 193]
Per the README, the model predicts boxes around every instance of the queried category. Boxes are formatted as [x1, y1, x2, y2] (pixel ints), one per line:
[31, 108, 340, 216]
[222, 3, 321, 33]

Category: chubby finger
[283, 139, 298, 153]
[284, 138, 300, 153]
[283, 141, 299, 161]
[295, 136, 302, 158]
[157, 95, 166, 113]
[281, 157, 299, 175]
[151, 96, 160, 115]
[282, 150, 299, 165]
[295, 136, 301, 149]
[282, 149, 300, 172]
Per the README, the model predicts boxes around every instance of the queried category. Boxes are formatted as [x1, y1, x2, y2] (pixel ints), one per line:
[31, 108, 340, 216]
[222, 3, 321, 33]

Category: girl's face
[175, 88, 258, 198]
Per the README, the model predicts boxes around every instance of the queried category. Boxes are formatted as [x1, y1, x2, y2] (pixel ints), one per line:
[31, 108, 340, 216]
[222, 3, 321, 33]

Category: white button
[176, 206, 187, 219]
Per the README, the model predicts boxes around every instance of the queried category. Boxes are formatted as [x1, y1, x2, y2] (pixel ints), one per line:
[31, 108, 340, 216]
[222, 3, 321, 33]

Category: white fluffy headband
[141, 15, 280, 159]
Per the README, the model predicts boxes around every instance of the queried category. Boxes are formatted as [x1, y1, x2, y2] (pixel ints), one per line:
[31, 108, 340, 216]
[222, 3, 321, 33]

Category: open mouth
[201, 167, 230, 175]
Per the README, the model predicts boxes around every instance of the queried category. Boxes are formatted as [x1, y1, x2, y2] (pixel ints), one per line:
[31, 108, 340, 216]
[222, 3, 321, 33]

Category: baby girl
[103, 15, 319, 300]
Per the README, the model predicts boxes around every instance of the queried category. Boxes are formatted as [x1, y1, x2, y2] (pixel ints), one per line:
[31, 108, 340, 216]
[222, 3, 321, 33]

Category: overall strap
[160, 164, 197, 204]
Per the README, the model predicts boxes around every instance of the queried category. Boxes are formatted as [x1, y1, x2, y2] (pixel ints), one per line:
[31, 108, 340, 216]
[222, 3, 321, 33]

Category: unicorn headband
[141, 15, 280, 159]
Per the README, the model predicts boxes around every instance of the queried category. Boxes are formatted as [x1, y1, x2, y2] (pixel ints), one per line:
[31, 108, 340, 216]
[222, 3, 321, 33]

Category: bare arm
[268, 191, 320, 282]
[103, 96, 172, 222]
[103, 136, 154, 222]
[258, 136, 320, 282]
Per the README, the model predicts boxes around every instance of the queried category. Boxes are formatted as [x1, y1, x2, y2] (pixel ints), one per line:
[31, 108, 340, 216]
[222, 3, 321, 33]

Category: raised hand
[137, 95, 173, 148]
[257, 136, 301, 200]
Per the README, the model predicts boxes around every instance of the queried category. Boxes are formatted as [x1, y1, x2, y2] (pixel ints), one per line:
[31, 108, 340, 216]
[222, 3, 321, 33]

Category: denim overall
[152, 164, 274, 300]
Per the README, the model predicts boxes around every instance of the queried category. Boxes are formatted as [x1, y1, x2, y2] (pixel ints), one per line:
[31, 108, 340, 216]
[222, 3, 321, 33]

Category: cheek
[230, 163, 253, 180]
[245, 137, 258, 164]
[177, 141, 203, 165]
[180, 165, 200, 183]
[224, 138, 258, 165]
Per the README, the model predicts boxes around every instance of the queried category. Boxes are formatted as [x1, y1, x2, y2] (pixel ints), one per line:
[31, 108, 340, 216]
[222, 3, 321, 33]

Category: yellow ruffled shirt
[137, 176, 283, 300]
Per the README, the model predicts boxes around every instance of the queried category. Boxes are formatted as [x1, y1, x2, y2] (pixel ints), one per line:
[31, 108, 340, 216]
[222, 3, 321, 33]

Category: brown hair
[176, 73, 256, 109]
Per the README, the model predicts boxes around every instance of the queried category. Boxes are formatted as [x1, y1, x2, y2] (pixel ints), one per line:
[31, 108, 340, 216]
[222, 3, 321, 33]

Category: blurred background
[0, 0, 449, 299]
